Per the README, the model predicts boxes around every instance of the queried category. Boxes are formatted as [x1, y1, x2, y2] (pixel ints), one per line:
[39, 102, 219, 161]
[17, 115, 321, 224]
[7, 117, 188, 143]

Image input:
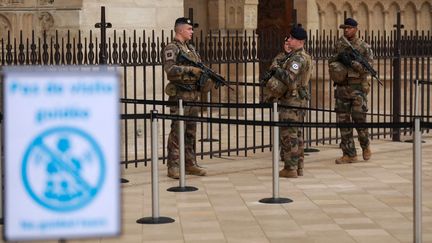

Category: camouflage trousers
[335, 85, 370, 157]
[279, 108, 304, 170]
[167, 90, 200, 168]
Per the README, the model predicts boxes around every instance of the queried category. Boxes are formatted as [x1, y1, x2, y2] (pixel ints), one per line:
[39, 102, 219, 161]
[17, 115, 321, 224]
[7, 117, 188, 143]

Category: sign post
[3, 67, 120, 241]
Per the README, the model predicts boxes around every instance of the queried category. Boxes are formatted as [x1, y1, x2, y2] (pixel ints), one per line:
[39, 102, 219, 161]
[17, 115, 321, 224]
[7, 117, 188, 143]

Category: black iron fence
[1, 23, 431, 167]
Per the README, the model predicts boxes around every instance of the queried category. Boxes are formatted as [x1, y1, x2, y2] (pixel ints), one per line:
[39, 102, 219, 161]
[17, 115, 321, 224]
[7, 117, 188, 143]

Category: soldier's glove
[188, 67, 203, 78]
[337, 52, 353, 67]
[351, 61, 364, 73]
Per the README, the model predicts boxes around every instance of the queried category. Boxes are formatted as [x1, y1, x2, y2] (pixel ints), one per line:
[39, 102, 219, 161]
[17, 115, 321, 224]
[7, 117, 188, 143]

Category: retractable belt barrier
[121, 98, 431, 119]
[122, 112, 429, 129]
[122, 100, 431, 233]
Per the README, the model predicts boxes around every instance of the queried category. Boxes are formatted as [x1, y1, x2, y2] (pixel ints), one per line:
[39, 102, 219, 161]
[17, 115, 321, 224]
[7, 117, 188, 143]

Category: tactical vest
[174, 41, 200, 64]
[280, 48, 312, 106]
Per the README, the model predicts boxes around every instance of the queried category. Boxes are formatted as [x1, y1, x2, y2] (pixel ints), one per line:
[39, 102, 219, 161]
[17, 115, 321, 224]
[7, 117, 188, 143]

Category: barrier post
[167, 99, 198, 192]
[137, 110, 174, 224]
[304, 98, 319, 153]
[259, 102, 292, 204]
[1, 78, 3, 225]
[413, 117, 422, 243]
[0, 111, 3, 225]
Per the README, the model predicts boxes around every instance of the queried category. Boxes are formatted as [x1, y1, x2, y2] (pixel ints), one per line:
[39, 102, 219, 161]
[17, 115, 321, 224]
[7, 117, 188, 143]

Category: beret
[175, 17, 193, 26]
[175, 17, 199, 28]
[290, 26, 307, 40]
[339, 18, 358, 28]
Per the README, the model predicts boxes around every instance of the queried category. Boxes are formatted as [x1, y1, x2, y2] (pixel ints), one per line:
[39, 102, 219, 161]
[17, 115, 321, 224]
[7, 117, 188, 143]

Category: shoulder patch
[289, 61, 302, 74]
[165, 49, 175, 61]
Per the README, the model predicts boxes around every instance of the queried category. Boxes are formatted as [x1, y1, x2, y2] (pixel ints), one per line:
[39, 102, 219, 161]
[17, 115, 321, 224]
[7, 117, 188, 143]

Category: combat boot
[186, 165, 207, 176]
[167, 167, 180, 179]
[279, 168, 298, 178]
[297, 160, 304, 176]
[335, 155, 358, 164]
[297, 168, 303, 176]
[362, 147, 371, 161]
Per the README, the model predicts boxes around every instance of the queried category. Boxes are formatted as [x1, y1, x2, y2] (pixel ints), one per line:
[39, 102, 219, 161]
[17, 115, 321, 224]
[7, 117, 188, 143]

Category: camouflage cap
[339, 18, 358, 29]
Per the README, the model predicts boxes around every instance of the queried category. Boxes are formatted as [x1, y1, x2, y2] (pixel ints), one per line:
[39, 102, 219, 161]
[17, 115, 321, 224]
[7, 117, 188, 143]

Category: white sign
[3, 67, 120, 241]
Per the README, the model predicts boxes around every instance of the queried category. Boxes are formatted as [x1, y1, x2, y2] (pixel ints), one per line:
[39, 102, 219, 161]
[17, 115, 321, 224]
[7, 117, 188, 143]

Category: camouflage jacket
[162, 39, 201, 84]
[273, 47, 313, 106]
[329, 36, 373, 81]
[270, 51, 291, 69]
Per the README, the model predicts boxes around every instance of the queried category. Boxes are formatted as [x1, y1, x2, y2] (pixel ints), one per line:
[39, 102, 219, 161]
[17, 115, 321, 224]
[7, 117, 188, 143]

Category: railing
[1, 25, 431, 167]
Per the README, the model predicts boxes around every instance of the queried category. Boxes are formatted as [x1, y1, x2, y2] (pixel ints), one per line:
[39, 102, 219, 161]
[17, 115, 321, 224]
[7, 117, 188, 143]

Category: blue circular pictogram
[22, 127, 105, 212]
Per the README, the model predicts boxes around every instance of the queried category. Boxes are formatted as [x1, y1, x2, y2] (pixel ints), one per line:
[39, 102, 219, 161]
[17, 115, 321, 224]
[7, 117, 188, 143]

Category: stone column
[336, 11, 342, 27]
[208, 0, 226, 32]
[415, 10, 421, 31]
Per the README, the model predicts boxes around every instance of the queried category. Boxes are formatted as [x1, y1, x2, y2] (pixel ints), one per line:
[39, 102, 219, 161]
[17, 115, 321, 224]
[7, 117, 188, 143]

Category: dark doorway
[258, 0, 295, 36]
[257, 0, 296, 80]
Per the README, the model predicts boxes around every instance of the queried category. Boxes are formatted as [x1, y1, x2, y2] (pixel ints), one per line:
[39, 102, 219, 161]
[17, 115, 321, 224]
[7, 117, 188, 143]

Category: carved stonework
[0, 14, 11, 39]
[226, 0, 244, 29]
[38, 12, 54, 36]
[10, 0, 24, 4]
[39, 0, 54, 5]
[244, 6, 257, 29]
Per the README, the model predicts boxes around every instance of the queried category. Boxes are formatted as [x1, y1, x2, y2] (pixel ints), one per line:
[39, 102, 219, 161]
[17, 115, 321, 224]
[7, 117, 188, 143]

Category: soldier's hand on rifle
[337, 52, 352, 67]
[188, 66, 203, 78]
[351, 60, 364, 73]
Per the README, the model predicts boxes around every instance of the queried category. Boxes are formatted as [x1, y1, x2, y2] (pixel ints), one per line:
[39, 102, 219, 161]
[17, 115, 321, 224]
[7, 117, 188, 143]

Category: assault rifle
[177, 52, 234, 91]
[340, 36, 383, 86]
[259, 52, 293, 86]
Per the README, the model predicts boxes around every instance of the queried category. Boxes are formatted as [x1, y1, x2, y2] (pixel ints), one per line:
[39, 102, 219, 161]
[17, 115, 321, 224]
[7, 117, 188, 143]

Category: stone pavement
[3, 135, 432, 243]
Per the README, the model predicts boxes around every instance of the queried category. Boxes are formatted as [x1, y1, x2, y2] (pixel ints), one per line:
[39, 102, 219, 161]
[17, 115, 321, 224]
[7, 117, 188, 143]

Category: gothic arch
[419, 1, 432, 31]
[315, 1, 324, 13]
[356, 2, 369, 31]
[403, 2, 417, 30]
[386, 2, 400, 31]
[372, 2, 385, 32]
[341, 2, 353, 22]
[0, 14, 11, 39]
[322, 2, 337, 31]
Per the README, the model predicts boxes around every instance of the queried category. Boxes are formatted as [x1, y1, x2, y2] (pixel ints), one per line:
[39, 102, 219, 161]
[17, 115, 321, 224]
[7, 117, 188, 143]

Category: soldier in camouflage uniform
[266, 26, 313, 178]
[329, 18, 373, 164]
[263, 37, 292, 102]
[162, 17, 213, 179]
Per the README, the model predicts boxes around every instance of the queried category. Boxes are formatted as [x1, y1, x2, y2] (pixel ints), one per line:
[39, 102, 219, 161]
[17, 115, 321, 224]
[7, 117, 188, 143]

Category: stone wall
[79, 0, 183, 34]
[296, 0, 432, 32]
[0, 0, 82, 40]
[0, 0, 184, 40]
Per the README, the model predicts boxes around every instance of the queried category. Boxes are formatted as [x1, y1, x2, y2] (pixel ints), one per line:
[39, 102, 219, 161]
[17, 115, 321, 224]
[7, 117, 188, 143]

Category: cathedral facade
[0, 0, 431, 40]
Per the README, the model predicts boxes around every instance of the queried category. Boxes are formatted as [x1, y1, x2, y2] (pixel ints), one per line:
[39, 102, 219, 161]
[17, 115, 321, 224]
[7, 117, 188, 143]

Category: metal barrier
[0, 10, 431, 167]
